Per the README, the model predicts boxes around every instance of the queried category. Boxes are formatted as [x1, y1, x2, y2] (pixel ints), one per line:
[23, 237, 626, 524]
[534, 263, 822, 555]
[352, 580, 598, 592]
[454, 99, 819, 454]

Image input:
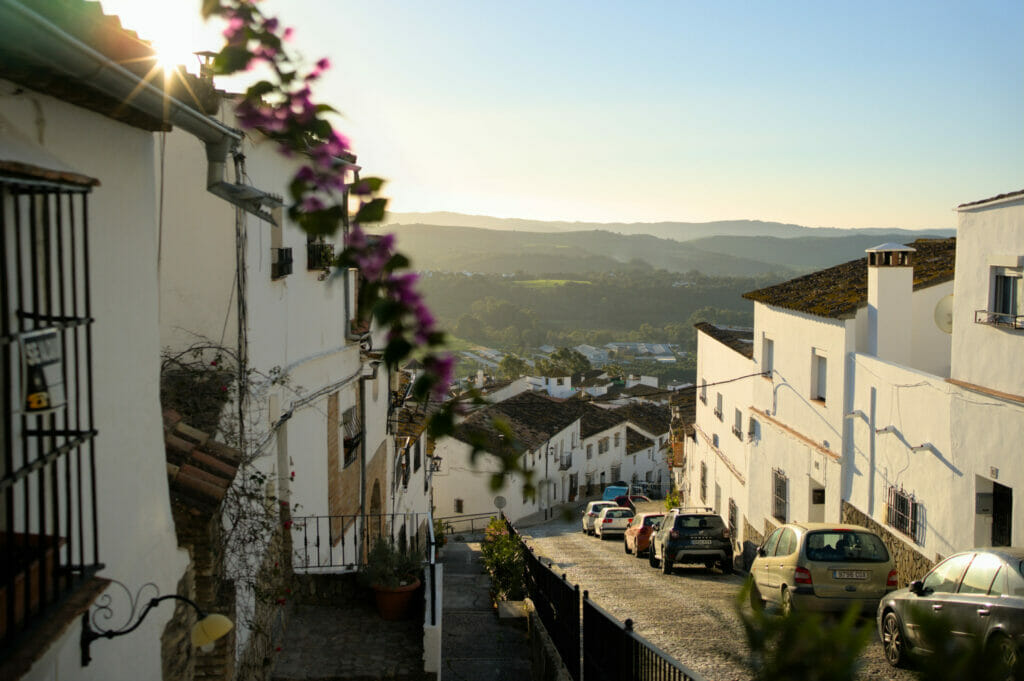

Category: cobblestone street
[522, 514, 919, 681]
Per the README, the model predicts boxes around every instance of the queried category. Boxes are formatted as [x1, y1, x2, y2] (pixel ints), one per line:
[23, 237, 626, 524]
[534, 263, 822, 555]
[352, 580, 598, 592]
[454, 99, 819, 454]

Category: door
[906, 553, 973, 648]
[993, 483, 1012, 546]
[755, 528, 784, 598]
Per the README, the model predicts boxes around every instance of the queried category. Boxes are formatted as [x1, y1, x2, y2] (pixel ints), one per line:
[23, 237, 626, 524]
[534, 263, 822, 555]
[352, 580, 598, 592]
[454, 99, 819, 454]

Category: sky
[102, 1, 1023, 230]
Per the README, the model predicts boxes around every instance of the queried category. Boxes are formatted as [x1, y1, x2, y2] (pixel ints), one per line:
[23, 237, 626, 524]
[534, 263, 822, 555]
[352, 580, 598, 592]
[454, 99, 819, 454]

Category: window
[733, 409, 743, 439]
[700, 378, 707, 404]
[811, 351, 827, 403]
[556, 377, 565, 386]
[923, 553, 973, 594]
[728, 499, 738, 538]
[1, 176, 102, 647]
[613, 433, 621, 448]
[700, 462, 708, 501]
[776, 528, 797, 556]
[611, 465, 621, 481]
[712, 433, 719, 448]
[959, 553, 1002, 595]
[886, 485, 923, 543]
[985, 269, 1024, 328]
[598, 437, 609, 454]
[763, 528, 783, 556]
[715, 393, 723, 420]
[342, 392, 363, 467]
[455, 499, 464, 514]
[587, 444, 593, 459]
[772, 469, 788, 523]
[762, 337, 774, 376]
[306, 234, 335, 271]
[413, 439, 421, 472]
[270, 207, 293, 279]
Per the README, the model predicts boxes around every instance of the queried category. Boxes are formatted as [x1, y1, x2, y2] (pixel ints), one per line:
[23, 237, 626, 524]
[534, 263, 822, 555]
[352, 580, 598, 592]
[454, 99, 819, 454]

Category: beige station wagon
[749, 522, 898, 615]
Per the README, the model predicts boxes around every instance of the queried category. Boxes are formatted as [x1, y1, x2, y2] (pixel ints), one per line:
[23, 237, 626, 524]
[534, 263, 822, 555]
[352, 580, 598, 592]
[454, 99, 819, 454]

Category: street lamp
[80, 581, 233, 666]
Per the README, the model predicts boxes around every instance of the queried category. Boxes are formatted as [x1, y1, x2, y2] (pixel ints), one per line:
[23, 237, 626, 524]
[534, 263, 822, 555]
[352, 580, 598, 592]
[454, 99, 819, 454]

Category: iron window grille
[887, 486, 924, 544]
[306, 240, 334, 271]
[271, 246, 293, 279]
[700, 462, 707, 502]
[975, 309, 1024, 330]
[772, 469, 788, 523]
[728, 499, 738, 538]
[1, 177, 102, 655]
[342, 399, 362, 467]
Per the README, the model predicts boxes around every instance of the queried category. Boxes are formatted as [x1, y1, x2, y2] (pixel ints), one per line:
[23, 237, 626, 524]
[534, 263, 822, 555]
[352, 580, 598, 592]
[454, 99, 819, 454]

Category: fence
[435, 511, 495, 536]
[294, 512, 430, 570]
[504, 515, 705, 681]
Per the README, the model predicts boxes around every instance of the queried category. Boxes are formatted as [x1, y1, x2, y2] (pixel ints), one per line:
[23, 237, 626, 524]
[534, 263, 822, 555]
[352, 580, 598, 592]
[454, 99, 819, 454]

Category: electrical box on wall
[976, 492, 994, 515]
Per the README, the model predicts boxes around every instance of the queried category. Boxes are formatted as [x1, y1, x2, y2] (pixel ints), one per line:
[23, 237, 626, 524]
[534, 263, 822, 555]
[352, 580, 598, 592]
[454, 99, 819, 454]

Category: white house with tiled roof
[693, 197, 1024, 583]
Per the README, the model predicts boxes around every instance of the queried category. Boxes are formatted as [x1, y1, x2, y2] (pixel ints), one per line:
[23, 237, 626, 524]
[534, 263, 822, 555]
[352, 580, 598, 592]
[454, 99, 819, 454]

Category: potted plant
[360, 539, 422, 620]
[433, 517, 448, 557]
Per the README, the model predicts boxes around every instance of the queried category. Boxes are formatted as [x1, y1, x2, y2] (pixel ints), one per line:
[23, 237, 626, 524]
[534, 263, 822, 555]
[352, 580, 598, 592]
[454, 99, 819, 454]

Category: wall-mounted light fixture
[910, 443, 934, 452]
[81, 581, 233, 666]
[875, 425, 896, 434]
[844, 410, 867, 421]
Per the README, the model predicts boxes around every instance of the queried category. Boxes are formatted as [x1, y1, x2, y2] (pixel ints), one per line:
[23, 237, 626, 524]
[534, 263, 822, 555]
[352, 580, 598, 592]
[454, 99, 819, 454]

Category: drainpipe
[0, 0, 279, 220]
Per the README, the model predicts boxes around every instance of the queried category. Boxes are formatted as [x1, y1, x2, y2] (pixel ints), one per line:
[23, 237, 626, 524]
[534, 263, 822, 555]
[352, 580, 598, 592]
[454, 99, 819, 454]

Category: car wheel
[722, 555, 733, 574]
[624, 538, 632, 554]
[989, 633, 1018, 674]
[661, 547, 673, 575]
[882, 611, 908, 668]
[780, 587, 795, 617]
[649, 545, 661, 569]
[749, 582, 765, 611]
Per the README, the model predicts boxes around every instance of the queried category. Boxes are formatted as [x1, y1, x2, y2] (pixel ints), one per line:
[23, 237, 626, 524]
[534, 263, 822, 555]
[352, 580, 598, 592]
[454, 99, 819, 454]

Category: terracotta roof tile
[163, 409, 241, 513]
[958, 189, 1024, 209]
[742, 238, 955, 319]
[694, 323, 754, 359]
[669, 390, 697, 437]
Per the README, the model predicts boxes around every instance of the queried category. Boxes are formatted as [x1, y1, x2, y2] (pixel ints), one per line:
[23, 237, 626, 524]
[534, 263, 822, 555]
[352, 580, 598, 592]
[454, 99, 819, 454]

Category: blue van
[601, 485, 629, 501]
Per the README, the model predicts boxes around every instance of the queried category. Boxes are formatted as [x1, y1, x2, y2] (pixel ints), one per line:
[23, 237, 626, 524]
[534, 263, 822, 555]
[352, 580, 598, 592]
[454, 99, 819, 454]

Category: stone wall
[235, 521, 293, 681]
[526, 603, 574, 681]
[841, 500, 935, 587]
[291, 572, 368, 608]
[161, 569, 197, 681]
[740, 516, 765, 572]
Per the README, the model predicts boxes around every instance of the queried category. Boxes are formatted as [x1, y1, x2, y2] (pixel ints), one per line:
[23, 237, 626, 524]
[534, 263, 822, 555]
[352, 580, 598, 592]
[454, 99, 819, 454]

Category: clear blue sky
[108, 0, 1023, 229]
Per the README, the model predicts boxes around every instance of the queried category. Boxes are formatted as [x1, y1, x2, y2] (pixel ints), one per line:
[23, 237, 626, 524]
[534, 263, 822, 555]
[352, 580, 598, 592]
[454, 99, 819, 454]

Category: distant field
[512, 279, 591, 288]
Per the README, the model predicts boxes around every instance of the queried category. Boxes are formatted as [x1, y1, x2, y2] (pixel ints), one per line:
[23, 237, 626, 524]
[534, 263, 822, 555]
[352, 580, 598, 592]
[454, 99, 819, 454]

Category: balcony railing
[975, 309, 1024, 330]
[558, 454, 573, 471]
[713, 408, 723, 420]
[272, 247, 293, 279]
[307, 242, 335, 271]
[732, 426, 743, 439]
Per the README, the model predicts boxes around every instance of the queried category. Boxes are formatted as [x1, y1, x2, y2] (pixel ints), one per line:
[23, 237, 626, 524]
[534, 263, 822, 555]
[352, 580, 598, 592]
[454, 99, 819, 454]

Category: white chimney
[866, 243, 915, 365]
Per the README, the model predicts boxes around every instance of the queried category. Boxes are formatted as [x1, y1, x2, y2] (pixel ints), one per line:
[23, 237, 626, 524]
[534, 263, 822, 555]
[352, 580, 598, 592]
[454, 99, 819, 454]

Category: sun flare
[100, 0, 223, 74]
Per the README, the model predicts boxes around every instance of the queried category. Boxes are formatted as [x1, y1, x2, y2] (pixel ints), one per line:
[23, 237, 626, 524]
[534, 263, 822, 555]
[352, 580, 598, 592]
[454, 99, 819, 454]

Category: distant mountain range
[386, 211, 953, 242]
[373, 213, 953, 277]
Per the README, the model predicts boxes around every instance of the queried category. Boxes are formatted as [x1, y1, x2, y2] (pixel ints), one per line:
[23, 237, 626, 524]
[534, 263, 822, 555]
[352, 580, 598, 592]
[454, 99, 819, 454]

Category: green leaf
[372, 299, 404, 326]
[386, 253, 410, 271]
[384, 337, 413, 366]
[296, 206, 343, 236]
[355, 198, 388, 224]
[246, 80, 276, 99]
[427, 409, 455, 438]
[315, 104, 339, 115]
[201, 0, 222, 18]
[214, 46, 253, 75]
[353, 177, 386, 194]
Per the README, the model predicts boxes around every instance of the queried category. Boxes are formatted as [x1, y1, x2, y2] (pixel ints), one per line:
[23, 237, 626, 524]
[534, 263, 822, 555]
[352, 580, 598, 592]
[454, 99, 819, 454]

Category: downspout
[0, 0, 279, 220]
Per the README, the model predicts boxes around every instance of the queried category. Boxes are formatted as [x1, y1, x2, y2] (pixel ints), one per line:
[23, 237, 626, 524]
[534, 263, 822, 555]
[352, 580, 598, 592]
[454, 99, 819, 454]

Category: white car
[582, 501, 617, 535]
[595, 506, 635, 540]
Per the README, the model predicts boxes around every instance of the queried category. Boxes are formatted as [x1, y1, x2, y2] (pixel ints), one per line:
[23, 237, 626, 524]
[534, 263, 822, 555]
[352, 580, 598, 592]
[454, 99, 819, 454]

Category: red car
[624, 512, 665, 557]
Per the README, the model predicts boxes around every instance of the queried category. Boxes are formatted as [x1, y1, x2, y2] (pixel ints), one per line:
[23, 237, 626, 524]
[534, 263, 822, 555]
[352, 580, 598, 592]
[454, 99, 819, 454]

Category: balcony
[307, 242, 335, 271]
[272, 247, 294, 279]
[558, 454, 573, 471]
[732, 426, 743, 439]
[975, 309, 1024, 330]
[713, 408, 723, 420]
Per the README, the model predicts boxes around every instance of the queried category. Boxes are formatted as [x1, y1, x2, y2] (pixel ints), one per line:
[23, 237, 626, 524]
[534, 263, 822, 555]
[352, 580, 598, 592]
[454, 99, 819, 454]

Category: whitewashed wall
[432, 438, 538, 522]
[2, 85, 189, 681]
[952, 195, 1024, 395]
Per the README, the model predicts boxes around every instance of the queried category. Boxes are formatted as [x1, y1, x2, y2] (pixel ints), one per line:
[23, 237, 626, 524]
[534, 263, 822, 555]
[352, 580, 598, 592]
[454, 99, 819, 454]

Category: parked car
[602, 485, 630, 501]
[595, 506, 635, 540]
[877, 548, 1024, 670]
[648, 507, 733, 574]
[749, 523, 896, 616]
[582, 500, 617, 535]
[624, 512, 665, 557]
[612, 494, 653, 512]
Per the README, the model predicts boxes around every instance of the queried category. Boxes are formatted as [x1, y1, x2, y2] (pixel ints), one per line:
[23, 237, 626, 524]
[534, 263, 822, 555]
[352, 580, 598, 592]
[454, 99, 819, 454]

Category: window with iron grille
[887, 486, 923, 543]
[413, 439, 421, 472]
[700, 462, 707, 501]
[1, 176, 102, 650]
[271, 246, 293, 279]
[342, 393, 363, 466]
[728, 498, 738, 538]
[586, 444, 593, 460]
[598, 437, 609, 454]
[306, 237, 335, 271]
[772, 469, 788, 522]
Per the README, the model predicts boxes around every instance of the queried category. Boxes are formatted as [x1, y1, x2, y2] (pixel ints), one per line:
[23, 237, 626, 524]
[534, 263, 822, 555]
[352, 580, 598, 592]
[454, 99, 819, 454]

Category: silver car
[878, 547, 1024, 670]
[582, 501, 616, 536]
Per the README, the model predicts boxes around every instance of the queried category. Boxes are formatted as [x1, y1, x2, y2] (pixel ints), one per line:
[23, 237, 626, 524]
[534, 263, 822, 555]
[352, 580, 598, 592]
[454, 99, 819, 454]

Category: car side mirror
[909, 580, 925, 595]
[757, 547, 767, 557]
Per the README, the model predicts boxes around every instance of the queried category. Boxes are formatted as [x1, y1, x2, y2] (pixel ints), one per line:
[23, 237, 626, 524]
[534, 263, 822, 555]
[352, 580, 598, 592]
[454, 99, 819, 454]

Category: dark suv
[648, 507, 733, 574]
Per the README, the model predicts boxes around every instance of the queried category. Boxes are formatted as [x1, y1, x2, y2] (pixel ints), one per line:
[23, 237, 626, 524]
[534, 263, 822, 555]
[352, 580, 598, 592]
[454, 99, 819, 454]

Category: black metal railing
[523, 542, 580, 680]
[583, 593, 705, 681]
[306, 241, 335, 270]
[434, 511, 496, 536]
[504, 515, 705, 681]
[1, 178, 102, 660]
[293, 512, 429, 569]
[975, 309, 1024, 330]
[271, 247, 293, 278]
[559, 454, 573, 471]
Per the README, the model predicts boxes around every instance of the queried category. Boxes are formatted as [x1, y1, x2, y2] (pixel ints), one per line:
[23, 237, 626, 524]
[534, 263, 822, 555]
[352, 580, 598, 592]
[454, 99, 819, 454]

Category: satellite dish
[934, 294, 954, 334]
[493, 495, 507, 510]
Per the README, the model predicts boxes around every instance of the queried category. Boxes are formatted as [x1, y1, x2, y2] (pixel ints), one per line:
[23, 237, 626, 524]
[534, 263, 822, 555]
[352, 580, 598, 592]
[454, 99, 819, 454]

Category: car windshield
[643, 515, 663, 527]
[804, 530, 890, 563]
[606, 509, 633, 519]
[674, 515, 724, 534]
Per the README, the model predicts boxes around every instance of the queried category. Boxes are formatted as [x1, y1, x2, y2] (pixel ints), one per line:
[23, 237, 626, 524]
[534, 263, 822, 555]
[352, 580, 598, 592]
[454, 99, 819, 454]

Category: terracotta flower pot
[371, 578, 421, 621]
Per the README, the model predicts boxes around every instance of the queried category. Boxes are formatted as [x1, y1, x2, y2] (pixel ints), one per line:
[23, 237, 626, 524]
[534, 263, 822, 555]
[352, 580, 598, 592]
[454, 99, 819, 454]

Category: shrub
[480, 516, 526, 603]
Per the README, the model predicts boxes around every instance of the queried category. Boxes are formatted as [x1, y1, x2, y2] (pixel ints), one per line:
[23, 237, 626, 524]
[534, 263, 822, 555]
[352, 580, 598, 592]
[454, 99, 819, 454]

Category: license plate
[690, 539, 713, 545]
[833, 570, 869, 580]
